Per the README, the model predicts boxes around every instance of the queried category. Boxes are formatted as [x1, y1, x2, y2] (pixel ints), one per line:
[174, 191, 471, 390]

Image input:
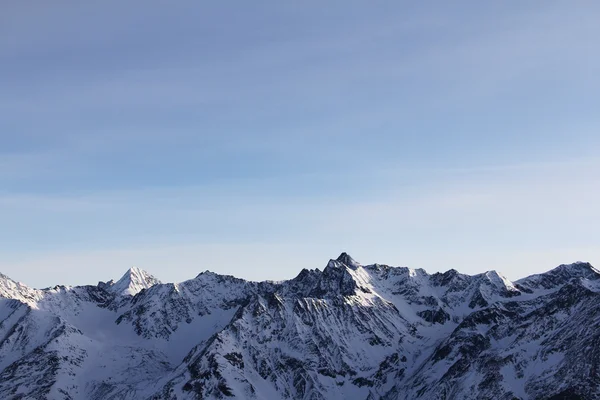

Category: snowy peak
[430, 268, 467, 287]
[516, 261, 600, 291]
[481, 270, 518, 292]
[108, 266, 161, 296]
[0, 272, 41, 304]
[336, 252, 362, 269]
[0, 257, 599, 399]
[550, 261, 599, 278]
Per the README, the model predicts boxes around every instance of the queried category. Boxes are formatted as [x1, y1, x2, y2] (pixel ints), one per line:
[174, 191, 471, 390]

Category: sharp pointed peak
[124, 265, 146, 275]
[481, 270, 507, 280]
[335, 252, 361, 269]
[480, 270, 518, 291]
[108, 266, 161, 296]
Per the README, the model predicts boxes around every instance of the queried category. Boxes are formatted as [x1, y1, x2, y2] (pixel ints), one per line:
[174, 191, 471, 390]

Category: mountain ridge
[0, 253, 598, 399]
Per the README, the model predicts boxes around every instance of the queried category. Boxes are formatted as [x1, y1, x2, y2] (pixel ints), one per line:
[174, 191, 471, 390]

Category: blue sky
[1, 1, 599, 288]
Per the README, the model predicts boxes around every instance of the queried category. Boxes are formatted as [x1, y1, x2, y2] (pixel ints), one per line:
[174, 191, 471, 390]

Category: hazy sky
[1, 1, 599, 288]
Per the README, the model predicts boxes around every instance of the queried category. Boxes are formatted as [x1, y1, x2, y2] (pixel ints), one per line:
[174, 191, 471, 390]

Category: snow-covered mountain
[0, 253, 598, 399]
[104, 266, 162, 296]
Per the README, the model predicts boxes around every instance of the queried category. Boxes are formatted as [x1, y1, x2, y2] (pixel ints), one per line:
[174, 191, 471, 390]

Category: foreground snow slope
[0, 254, 598, 400]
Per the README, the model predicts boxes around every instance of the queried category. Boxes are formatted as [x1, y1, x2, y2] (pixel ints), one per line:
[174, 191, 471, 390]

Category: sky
[1, 1, 599, 288]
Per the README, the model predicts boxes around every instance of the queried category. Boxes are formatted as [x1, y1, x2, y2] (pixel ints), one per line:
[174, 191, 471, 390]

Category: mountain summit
[108, 266, 161, 296]
[336, 252, 362, 269]
[0, 255, 598, 399]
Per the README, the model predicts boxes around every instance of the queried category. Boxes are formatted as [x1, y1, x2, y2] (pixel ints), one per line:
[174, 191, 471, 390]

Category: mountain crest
[553, 261, 599, 276]
[516, 261, 599, 291]
[0, 257, 599, 399]
[109, 266, 161, 296]
[482, 270, 518, 292]
[0, 272, 40, 304]
[335, 252, 361, 269]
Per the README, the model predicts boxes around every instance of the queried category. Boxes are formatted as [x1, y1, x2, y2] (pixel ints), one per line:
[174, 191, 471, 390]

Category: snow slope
[0, 254, 598, 399]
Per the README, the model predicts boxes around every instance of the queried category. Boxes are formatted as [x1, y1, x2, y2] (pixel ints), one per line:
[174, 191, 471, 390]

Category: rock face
[0, 255, 599, 400]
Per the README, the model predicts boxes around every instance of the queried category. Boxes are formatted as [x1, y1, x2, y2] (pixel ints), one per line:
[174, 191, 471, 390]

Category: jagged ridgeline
[0, 254, 599, 399]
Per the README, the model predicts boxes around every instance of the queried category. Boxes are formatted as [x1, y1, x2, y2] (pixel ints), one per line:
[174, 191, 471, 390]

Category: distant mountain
[104, 266, 162, 296]
[0, 254, 598, 399]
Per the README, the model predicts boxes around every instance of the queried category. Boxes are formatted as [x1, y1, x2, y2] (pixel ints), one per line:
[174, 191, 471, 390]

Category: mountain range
[0, 253, 598, 399]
